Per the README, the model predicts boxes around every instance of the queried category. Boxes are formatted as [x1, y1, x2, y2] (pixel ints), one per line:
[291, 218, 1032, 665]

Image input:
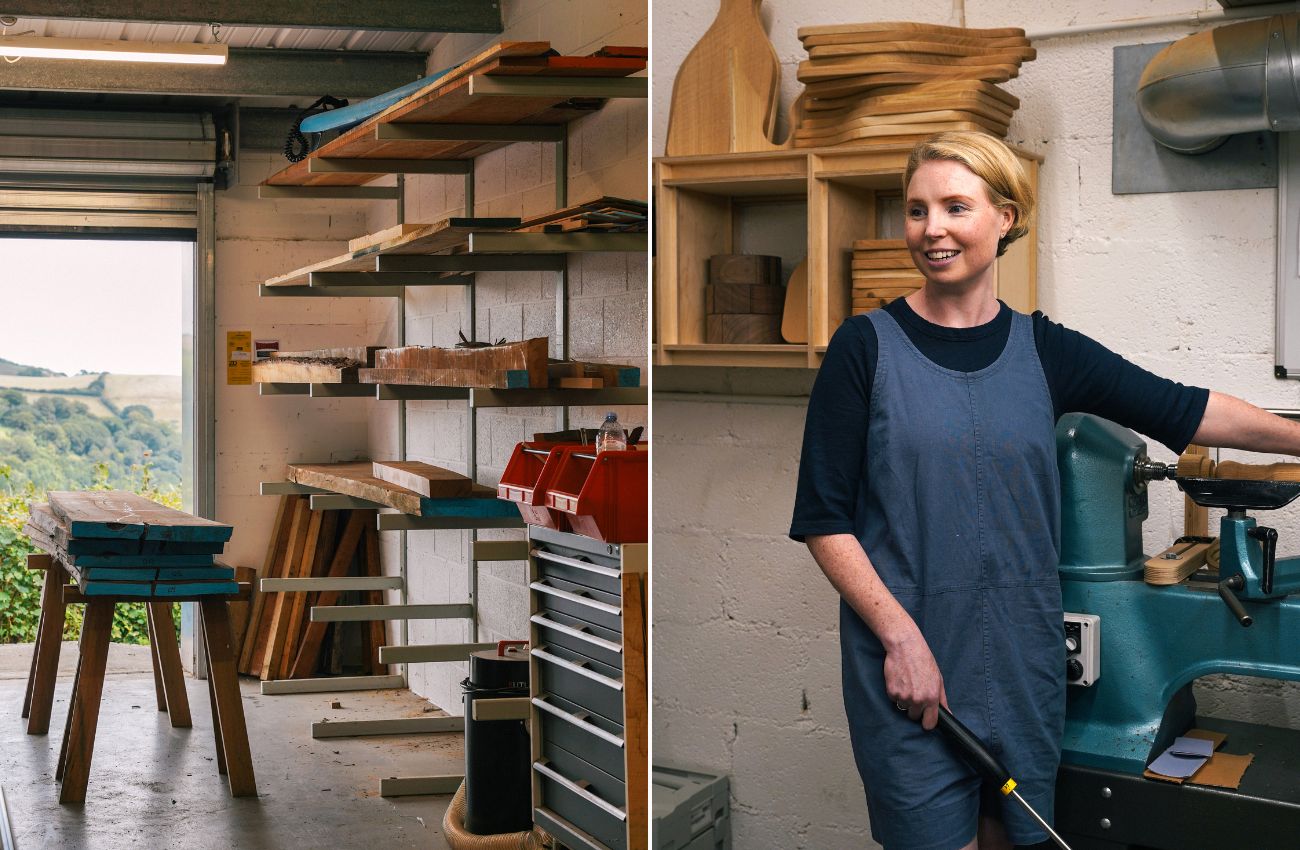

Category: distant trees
[0, 390, 181, 493]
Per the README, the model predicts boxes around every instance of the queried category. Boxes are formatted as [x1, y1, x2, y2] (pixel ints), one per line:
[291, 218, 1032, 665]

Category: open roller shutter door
[0, 107, 217, 234]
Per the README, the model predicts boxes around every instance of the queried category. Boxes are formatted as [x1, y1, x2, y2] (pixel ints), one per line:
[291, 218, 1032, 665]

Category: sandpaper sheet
[1142, 728, 1252, 789]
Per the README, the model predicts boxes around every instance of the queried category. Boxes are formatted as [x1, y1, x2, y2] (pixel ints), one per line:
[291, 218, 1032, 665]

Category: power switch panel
[1064, 612, 1100, 687]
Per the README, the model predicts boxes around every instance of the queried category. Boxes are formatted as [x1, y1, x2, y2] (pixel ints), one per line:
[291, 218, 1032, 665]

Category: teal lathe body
[1057, 413, 1300, 774]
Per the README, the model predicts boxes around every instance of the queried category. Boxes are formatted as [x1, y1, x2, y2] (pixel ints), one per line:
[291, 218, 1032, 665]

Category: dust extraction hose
[442, 780, 552, 850]
[1138, 13, 1300, 153]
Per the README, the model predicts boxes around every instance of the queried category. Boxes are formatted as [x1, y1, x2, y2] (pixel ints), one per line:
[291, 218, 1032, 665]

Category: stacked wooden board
[852, 239, 922, 314]
[238, 498, 389, 681]
[263, 42, 647, 189]
[359, 338, 551, 389]
[263, 196, 647, 289]
[792, 22, 1034, 148]
[251, 346, 381, 384]
[287, 461, 518, 519]
[514, 197, 648, 233]
[24, 492, 234, 597]
[251, 335, 642, 390]
[705, 254, 785, 343]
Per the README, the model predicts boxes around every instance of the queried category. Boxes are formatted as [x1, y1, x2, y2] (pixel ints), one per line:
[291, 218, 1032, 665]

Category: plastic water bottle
[596, 412, 627, 454]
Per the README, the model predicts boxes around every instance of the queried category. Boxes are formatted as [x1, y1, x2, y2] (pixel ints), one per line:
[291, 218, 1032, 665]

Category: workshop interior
[652, 2, 1300, 850]
[0, 2, 648, 850]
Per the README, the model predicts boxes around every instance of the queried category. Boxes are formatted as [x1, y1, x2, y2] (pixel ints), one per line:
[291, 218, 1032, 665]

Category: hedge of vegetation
[0, 464, 182, 645]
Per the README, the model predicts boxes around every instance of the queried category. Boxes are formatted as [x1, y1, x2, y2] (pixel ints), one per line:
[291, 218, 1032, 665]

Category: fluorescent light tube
[0, 35, 227, 65]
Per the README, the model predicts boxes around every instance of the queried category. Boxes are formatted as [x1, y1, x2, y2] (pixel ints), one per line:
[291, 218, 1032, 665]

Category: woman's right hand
[883, 627, 947, 731]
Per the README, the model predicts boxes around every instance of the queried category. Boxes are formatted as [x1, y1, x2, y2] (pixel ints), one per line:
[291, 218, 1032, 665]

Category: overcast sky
[1, 238, 187, 376]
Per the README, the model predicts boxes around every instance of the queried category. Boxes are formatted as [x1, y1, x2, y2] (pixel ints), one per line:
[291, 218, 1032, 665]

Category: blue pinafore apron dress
[841, 309, 1065, 850]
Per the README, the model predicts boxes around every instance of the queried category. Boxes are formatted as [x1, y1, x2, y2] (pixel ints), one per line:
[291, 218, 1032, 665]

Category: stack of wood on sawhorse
[19, 491, 256, 803]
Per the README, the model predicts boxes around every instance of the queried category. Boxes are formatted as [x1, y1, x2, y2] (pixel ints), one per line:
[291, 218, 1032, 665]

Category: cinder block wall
[653, 2, 1300, 847]
[363, 0, 649, 712]
[214, 151, 376, 572]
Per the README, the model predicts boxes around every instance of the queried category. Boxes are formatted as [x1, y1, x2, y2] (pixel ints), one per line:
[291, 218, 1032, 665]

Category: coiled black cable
[283, 95, 349, 162]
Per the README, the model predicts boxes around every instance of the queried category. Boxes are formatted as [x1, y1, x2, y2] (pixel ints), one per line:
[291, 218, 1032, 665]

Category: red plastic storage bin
[497, 442, 586, 531]
[544, 447, 648, 543]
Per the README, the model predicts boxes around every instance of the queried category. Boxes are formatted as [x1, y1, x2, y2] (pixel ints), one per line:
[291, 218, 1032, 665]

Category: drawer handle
[531, 548, 621, 578]
[530, 613, 623, 655]
[533, 646, 623, 692]
[532, 696, 625, 748]
[529, 580, 621, 616]
[534, 758, 627, 822]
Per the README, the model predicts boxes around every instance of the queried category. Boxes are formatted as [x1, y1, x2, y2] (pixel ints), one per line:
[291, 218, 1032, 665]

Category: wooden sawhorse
[20, 553, 256, 803]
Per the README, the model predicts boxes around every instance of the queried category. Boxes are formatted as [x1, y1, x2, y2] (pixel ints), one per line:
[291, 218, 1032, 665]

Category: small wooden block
[853, 239, 907, 251]
[854, 286, 919, 300]
[705, 313, 782, 344]
[707, 254, 782, 286]
[705, 283, 785, 315]
[559, 377, 604, 389]
[371, 461, 473, 499]
[1144, 538, 1218, 586]
[851, 257, 917, 270]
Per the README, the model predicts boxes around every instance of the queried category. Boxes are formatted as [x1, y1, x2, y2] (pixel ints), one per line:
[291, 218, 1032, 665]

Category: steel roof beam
[0, 48, 427, 99]
[2, 1, 502, 33]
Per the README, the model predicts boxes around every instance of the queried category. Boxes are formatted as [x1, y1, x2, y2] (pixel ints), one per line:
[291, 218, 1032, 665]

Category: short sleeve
[789, 318, 874, 542]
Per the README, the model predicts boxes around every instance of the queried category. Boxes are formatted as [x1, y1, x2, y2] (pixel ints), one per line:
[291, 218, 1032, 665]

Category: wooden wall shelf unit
[654, 141, 1042, 369]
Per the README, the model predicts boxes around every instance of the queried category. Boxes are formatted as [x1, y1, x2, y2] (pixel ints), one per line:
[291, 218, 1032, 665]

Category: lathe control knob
[1066, 658, 1084, 682]
[1065, 636, 1079, 653]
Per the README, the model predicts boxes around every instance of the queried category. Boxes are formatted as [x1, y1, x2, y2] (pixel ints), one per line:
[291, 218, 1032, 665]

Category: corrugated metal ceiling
[0, 17, 445, 52]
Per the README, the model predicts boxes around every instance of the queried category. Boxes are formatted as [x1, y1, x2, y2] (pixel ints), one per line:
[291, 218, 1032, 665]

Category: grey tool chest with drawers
[528, 525, 648, 850]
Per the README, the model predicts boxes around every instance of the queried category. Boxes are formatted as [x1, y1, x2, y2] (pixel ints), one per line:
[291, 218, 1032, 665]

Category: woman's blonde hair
[903, 131, 1034, 257]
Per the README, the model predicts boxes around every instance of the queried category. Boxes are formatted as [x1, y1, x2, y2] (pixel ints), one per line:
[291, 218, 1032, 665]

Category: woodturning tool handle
[1175, 454, 1300, 483]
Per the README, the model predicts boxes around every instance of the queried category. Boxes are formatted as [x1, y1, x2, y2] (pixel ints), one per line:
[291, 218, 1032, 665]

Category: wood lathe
[1053, 414, 1300, 848]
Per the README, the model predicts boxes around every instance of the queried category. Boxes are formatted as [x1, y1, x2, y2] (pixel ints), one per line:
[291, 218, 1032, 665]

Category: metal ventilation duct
[1137, 13, 1300, 153]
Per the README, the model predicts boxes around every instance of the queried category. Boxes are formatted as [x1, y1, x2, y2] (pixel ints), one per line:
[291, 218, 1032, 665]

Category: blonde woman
[791, 131, 1300, 849]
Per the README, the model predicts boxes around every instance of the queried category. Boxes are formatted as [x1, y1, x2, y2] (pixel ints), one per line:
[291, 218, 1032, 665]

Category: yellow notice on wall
[227, 330, 252, 385]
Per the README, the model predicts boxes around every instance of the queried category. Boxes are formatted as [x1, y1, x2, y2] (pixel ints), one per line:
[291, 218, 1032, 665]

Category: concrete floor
[2, 642, 461, 849]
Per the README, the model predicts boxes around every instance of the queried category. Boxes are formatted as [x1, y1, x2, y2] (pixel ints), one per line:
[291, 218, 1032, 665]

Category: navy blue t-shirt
[789, 297, 1210, 542]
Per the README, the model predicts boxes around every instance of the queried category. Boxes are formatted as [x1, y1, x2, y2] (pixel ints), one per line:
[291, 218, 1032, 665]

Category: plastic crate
[544, 447, 647, 543]
[497, 442, 587, 531]
[652, 765, 730, 850]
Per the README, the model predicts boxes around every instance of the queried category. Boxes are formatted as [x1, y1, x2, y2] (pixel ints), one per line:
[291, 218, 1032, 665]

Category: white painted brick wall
[653, 2, 1300, 847]
[215, 151, 376, 573]
[354, 0, 648, 712]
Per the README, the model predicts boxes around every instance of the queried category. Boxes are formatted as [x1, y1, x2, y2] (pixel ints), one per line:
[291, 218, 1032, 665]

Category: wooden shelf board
[265, 66, 642, 189]
[468, 387, 647, 408]
[658, 345, 813, 369]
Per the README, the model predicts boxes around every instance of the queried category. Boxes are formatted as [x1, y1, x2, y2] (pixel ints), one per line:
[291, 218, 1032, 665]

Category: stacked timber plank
[792, 22, 1034, 148]
[24, 492, 234, 596]
[287, 461, 518, 519]
[359, 338, 551, 389]
[263, 42, 647, 189]
[252, 346, 380, 385]
[265, 196, 647, 289]
[238, 498, 389, 681]
[546, 360, 642, 390]
[515, 197, 648, 233]
[852, 239, 922, 315]
[264, 216, 523, 287]
[253, 336, 643, 391]
[704, 254, 784, 344]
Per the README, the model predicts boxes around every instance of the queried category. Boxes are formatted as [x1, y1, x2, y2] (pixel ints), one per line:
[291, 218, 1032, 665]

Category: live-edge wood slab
[287, 462, 515, 517]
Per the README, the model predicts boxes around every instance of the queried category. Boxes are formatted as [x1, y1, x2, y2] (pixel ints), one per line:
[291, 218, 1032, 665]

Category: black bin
[463, 641, 532, 835]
